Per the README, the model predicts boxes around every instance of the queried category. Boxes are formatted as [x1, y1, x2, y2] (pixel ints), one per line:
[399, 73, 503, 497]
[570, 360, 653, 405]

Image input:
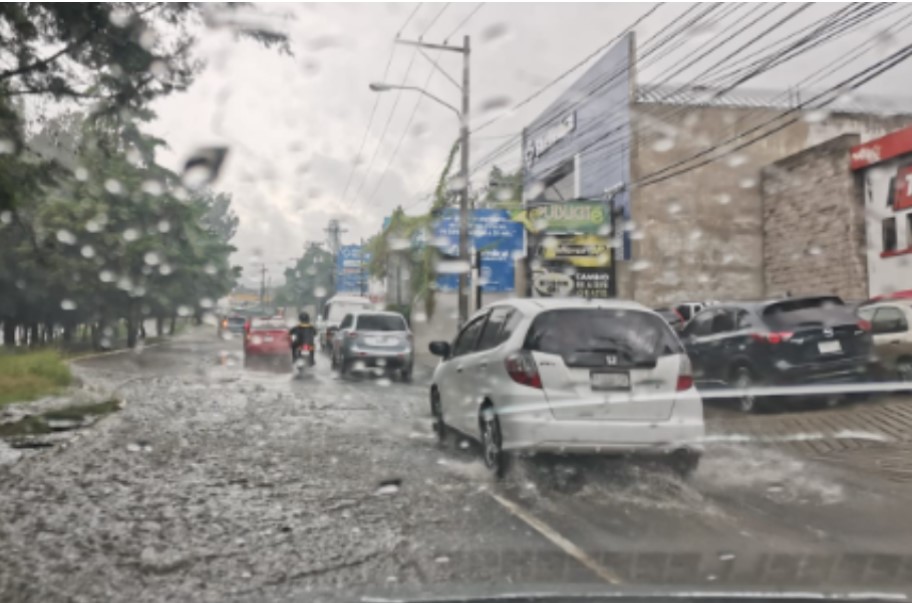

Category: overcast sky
[145, 2, 912, 288]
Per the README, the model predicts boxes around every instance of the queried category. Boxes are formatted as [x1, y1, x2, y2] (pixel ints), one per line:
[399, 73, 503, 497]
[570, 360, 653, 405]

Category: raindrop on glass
[60, 299, 77, 311]
[437, 260, 470, 275]
[389, 237, 410, 251]
[159, 264, 173, 276]
[81, 245, 95, 259]
[314, 286, 327, 297]
[652, 137, 675, 153]
[199, 298, 214, 309]
[157, 220, 170, 233]
[123, 228, 139, 242]
[727, 154, 747, 167]
[803, 109, 828, 124]
[116, 277, 133, 291]
[181, 147, 228, 190]
[667, 202, 682, 215]
[177, 305, 193, 317]
[74, 167, 89, 181]
[631, 260, 652, 272]
[481, 22, 508, 43]
[56, 229, 76, 245]
[0, 139, 13, 154]
[99, 270, 115, 283]
[204, 263, 218, 275]
[143, 251, 161, 266]
[105, 179, 123, 195]
[739, 177, 756, 189]
[716, 193, 732, 205]
[109, 7, 131, 27]
[150, 60, 171, 81]
[142, 179, 164, 196]
[807, 245, 822, 256]
[479, 96, 511, 114]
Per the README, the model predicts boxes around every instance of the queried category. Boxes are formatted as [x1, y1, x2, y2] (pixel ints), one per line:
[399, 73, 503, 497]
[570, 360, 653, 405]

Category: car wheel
[733, 366, 760, 413]
[340, 358, 350, 377]
[400, 364, 413, 383]
[430, 389, 446, 444]
[669, 449, 701, 479]
[480, 405, 509, 479]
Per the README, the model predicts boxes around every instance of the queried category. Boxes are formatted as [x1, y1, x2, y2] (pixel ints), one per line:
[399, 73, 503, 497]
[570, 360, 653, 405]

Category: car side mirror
[429, 341, 451, 359]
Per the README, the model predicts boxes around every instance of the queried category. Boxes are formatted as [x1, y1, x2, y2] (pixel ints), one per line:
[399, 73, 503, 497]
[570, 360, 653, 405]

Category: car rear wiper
[573, 347, 657, 368]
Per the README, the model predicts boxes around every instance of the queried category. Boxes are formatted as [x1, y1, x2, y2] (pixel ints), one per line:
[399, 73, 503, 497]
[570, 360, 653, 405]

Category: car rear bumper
[245, 347, 289, 357]
[765, 357, 874, 385]
[343, 351, 413, 368]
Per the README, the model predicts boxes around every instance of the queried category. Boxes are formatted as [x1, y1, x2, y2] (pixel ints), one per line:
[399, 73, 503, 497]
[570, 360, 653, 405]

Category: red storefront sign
[850, 125, 912, 170]
[895, 164, 912, 211]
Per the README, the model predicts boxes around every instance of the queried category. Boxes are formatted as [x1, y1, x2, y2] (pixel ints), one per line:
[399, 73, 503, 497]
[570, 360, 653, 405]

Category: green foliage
[480, 165, 523, 209]
[0, 349, 72, 406]
[274, 245, 334, 309]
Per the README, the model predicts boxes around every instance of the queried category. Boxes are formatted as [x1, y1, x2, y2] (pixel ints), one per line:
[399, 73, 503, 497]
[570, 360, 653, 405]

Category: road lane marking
[486, 491, 622, 585]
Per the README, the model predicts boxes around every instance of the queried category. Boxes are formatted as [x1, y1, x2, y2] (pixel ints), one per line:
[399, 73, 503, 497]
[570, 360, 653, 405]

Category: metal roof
[635, 83, 911, 116]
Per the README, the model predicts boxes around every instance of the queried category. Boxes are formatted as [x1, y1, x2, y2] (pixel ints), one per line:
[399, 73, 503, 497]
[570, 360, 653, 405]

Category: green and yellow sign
[539, 234, 612, 268]
[510, 201, 608, 234]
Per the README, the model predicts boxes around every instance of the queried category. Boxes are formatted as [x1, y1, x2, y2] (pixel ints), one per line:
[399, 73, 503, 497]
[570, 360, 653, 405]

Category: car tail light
[505, 351, 542, 389]
[221, 319, 228, 328]
[676, 355, 694, 391]
[751, 331, 793, 344]
[857, 319, 872, 332]
[347, 330, 358, 339]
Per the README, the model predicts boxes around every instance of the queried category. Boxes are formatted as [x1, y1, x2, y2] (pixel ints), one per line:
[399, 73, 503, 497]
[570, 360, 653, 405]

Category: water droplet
[143, 251, 161, 266]
[739, 177, 756, 189]
[652, 137, 674, 153]
[159, 264, 172, 276]
[138, 28, 158, 51]
[150, 60, 171, 81]
[104, 179, 123, 195]
[667, 202, 682, 215]
[0, 139, 13, 154]
[389, 237, 410, 251]
[479, 96, 511, 114]
[697, 273, 710, 284]
[526, 181, 545, 199]
[177, 305, 193, 317]
[126, 148, 143, 166]
[412, 311, 427, 323]
[99, 270, 115, 283]
[481, 22, 508, 43]
[81, 245, 95, 259]
[807, 245, 822, 256]
[631, 260, 652, 272]
[74, 167, 89, 181]
[437, 260, 470, 275]
[434, 556, 450, 564]
[722, 253, 735, 265]
[142, 179, 164, 196]
[727, 154, 747, 167]
[715, 193, 732, 205]
[60, 299, 77, 311]
[131, 285, 146, 298]
[689, 230, 703, 241]
[126, 443, 141, 453]
[117, 277, 133, 291]
[123, 228, 139, 242]
[375, 479, 401, 496]
[541, 236, 558, 251]
[204, 263, 217, 275]
[459, 440, 470, 450]
[181, 147, 228, 190]
[199, 298, 214, 309]
[56, 229, 76, 245]
[154, 220, 169, 234]
[803, 109, 828, 124]
[314, 286, 327, 297]
[109, 7, 131, 27]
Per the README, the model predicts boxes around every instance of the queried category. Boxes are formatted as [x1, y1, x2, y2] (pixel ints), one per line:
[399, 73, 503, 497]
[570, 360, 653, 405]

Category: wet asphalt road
[2, 327, 912, 603]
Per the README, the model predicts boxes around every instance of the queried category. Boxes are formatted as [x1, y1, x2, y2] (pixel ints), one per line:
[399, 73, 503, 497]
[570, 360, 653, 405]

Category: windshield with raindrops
[3, 3, 912, 602]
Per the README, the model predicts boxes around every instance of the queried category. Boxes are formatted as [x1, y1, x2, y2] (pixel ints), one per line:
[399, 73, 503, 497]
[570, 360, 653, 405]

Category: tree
[479, 165, 522, 209]
[274, 245, 334, 309]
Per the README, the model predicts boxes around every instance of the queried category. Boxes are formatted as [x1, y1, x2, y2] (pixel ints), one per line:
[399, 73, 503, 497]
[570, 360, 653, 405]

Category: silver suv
[331, 311, 413, 381]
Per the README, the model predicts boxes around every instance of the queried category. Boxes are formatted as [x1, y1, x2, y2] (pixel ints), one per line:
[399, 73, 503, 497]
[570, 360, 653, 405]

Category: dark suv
[681, 296, 874, 412]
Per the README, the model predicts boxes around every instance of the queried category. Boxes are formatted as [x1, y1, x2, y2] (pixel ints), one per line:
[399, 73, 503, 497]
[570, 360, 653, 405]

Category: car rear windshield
[524, 308, 683, 365]
[762, 296, 855, 329]
[227, 316, 246, 325]
[329, 302, 371, 322]
[356, 314, 406, 331]
[251, 319, 286, 331]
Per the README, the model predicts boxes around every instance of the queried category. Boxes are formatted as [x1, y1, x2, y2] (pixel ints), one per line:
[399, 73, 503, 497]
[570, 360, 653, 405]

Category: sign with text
[538, 234, 612, 268]
[531, 264, 613, 299]
[335, 245, 369, 293]
[512, 201, 608, 234]
[433, 209, 524, 293]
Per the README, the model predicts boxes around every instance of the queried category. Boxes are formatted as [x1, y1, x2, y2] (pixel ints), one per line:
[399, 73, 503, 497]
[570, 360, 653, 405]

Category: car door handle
[890, 340, 902, 345]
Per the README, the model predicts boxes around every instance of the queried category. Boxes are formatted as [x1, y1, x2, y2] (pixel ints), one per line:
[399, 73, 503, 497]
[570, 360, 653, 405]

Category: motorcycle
[292, 343, 315, 378]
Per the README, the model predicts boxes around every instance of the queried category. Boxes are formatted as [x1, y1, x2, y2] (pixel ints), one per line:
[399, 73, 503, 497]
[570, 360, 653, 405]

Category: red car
[244, 318, 292, 370]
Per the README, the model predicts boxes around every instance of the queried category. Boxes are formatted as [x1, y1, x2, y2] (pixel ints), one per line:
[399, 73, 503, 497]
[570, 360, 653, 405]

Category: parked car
[316, 295, 374, 351]
[857, 301, 912, 382]
[331, 311, 413, 381]
[675, 302, 705, 323]
[681, 296, 874, 412]
[219, 314, 247, 337]
[244, 317, 292, 370]
[427, 298, 704, 478]
[655, 307, 685, 332]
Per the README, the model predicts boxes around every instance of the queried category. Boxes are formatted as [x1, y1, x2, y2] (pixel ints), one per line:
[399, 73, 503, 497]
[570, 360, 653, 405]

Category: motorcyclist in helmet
[289, 312, 316, 365]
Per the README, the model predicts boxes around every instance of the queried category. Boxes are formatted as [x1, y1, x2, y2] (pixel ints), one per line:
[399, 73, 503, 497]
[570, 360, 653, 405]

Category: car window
[355, 314, 407, 331]
[250, 319, 285, 330]
[762, 296, 853, 329]
[476, 308, 515, 351]
[684, 310, 715, 338]
[858, 306, 877, 321]
[873, 307, 909, 333]
[328, 302, 371, 322]
[710, 309, 736, 334]
[338, 314, 353, 329]
[736, 310, 752, 330]
[451, 315, 488, 357]
[525, 308, 683, 366]
[676, 304, 692, 321]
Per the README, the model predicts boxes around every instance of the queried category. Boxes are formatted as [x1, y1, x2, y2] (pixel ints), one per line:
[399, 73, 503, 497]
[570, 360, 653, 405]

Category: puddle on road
[0, 398, 121, 445]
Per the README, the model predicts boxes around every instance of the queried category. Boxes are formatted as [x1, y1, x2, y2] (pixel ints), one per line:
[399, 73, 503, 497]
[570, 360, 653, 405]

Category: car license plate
[818, 340, 842, 354]
[263, 336, 274, 342]
[590, 371, 630, 391]
[365, 336, 395, 347]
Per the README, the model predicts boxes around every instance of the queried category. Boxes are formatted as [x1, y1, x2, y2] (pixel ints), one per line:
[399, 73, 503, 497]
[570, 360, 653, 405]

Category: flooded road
[2, 328, 912, 602]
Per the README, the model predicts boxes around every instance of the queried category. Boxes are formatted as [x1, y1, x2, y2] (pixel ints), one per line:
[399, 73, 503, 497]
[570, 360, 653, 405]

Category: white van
[316, 295, 374, 351]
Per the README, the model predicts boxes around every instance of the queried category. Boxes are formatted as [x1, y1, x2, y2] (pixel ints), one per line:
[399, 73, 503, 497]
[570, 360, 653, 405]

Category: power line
[443, 3, 485, 43]
[338, 4, 423, 205]
[420, 3, 451, 38]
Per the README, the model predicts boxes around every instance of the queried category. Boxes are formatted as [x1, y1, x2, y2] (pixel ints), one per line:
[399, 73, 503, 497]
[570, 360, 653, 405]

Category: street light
[367, 34, 471, 326]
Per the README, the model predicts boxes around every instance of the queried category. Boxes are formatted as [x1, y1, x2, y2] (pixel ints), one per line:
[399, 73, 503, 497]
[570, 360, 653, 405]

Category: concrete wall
[629, 103, 912, 307]
[761, 134, 867, 301]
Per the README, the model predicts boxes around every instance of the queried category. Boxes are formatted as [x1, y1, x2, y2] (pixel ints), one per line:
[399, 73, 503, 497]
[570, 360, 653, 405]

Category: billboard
[433, 208, 524, 293]
[335, 244, 369, 293]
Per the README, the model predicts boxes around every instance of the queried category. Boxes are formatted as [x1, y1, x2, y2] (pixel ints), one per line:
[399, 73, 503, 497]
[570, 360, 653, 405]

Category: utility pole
[258, 263, 267, 308]
[359, 237, 367, 297]
[381, 35, 471, 325]
[324, 219, 345, 296]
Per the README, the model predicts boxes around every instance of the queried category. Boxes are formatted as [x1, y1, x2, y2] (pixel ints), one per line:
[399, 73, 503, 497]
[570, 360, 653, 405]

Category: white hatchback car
[428, 298, 705, 477]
